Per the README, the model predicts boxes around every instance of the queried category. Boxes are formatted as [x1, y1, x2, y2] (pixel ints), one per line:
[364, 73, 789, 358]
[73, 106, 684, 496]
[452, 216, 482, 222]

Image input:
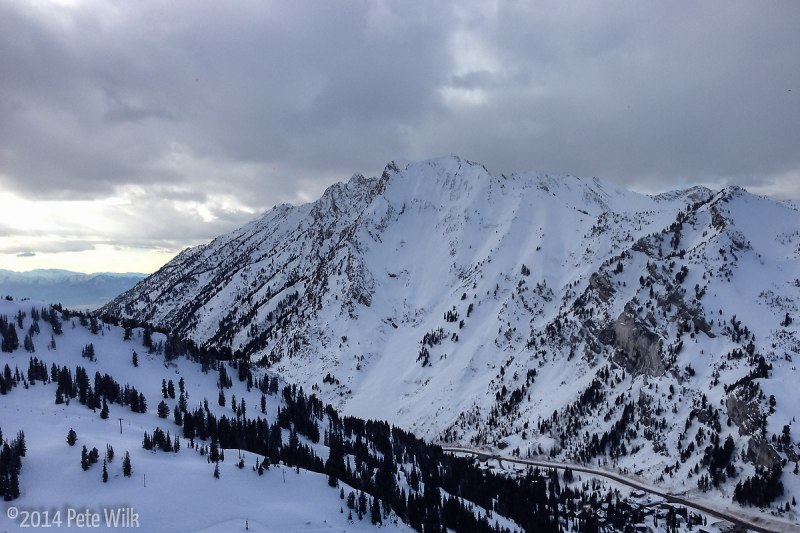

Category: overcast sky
[1, 0, 799, 273]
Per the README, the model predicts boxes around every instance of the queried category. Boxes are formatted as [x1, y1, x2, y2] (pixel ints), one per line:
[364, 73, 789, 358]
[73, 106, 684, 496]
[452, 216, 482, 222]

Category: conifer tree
[143, 326, 153, 352]
[15, 431, 26, 457]
[81, 445, 90, 471]
[122, 452, 132, 477]
[210, 441, 219, 463]
[1, 324, 19, 352]
[4, 471, 19, 501]
[23, 333, 34, 353]
[67, 428, 77, 446]
[370, 497, 381, 525]
[358, 491, 367, 517]
[102, 460, 108, 482]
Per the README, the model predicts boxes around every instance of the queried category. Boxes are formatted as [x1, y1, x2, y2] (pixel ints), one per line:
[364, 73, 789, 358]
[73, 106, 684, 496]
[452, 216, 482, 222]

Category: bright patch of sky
[1, 0, 798, 273]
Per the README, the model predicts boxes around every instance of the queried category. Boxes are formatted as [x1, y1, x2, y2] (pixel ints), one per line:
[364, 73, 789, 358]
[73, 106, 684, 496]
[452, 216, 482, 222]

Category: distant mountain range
[0, 268, 146, 309]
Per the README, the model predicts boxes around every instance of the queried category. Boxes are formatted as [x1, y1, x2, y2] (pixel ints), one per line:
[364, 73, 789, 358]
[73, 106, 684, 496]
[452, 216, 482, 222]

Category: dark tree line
[734, 465, 785, 507]
[3, 356, 149, 416]
[0, 427, 25, 501]
[3, 304, 717, 530]
[172, 373, 687, 532]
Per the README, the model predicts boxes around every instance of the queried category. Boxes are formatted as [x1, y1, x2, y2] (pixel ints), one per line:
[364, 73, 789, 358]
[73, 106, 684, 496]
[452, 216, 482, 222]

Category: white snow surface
[100, 156, 800, 517]
[0, 299, 411, 532]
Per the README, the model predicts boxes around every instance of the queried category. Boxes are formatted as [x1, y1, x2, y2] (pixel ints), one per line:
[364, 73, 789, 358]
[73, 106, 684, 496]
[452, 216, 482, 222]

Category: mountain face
[0, 299, 740, 532]
[101, 156, 800, 507]
[0, 269, 146, 310]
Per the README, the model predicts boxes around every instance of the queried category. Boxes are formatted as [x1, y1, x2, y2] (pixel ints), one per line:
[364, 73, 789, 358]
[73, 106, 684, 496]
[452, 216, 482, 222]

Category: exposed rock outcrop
[587, 272, 615, 303]
[726, 395, 763, 437]
[612, 303, 665, 377]
[746, 437, 783, 471]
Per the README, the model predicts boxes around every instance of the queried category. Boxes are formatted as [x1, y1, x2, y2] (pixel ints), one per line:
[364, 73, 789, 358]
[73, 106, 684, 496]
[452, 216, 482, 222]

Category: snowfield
[0, 298, 410, 532]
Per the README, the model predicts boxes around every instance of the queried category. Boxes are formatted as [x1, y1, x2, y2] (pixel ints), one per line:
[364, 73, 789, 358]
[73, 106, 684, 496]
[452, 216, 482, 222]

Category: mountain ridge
[100, 156, 800, 512]
[0, 268, 146, 310]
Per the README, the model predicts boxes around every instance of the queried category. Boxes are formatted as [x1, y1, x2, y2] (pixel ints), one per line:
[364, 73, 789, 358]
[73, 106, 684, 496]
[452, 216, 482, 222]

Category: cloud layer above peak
[1, 0, 799, 272]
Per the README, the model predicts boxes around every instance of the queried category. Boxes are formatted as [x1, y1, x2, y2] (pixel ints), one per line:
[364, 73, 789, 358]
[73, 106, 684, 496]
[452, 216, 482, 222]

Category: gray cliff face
[613, 303, 665, 377]
[726, 395, 764, 437]
[747, 438, 783, 471]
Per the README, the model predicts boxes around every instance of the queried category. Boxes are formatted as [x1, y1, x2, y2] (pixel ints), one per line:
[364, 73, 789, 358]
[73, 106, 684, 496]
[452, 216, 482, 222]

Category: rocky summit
[101, 155, 800, 507]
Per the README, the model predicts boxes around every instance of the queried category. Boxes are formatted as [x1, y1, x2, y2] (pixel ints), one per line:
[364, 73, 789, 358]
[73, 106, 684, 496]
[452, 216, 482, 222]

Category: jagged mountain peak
[652, 184, 717, 204]
[100, 157, 800, 513]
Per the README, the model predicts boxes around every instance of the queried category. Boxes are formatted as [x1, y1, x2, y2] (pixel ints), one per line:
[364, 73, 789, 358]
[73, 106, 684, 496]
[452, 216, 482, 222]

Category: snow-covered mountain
[100, 156, 800, 514]
[2, 297, 715, 532]
[0, 269, 145, 310]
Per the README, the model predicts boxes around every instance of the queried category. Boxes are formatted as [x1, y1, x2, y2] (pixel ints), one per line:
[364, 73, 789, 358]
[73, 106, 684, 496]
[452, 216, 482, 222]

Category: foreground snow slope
[101, 156, 800, 513]
[0, 299, 410, 532]
[3, 298, 779, 532]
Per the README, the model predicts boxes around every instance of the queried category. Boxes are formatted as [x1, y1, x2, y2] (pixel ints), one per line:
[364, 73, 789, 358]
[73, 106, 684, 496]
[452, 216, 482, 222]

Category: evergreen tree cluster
[734, 465, 785, 507]
[2, 306, 65, 353]
[0, 427, 25, 501]
[234, 289, 301, 357]
[7, 356, 150, 416]
[173, 371, 685, 532]
[142, 427, 180, 453]
[81, 343, 96, 361]
[0, 362, 20, 394]
[53, 363, 147, 413]
[0, 315, 20, 353]
[102, 314, 259, 374]
[80, 445, 100, 471]
[702, 434, 736, 487]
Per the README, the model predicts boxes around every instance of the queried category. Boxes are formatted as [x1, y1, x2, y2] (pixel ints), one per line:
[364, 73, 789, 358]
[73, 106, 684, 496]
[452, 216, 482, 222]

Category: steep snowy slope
[100, 156, 800, 515]
[2, 298, 725, 533]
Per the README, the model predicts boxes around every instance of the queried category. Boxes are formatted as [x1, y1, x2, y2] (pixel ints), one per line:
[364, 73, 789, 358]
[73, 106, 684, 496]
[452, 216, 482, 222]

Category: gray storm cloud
[0, 0, 799, 267]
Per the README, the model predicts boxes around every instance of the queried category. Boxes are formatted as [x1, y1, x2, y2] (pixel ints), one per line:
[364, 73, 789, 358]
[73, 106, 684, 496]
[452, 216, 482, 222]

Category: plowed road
[442, 447, 795, 533]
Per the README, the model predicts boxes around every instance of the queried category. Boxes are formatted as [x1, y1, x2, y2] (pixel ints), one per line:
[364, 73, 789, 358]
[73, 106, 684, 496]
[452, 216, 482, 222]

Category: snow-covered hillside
[3, 297, 736, 532]
[0, 298, 414, 532]
[100, 156, 800, 517]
